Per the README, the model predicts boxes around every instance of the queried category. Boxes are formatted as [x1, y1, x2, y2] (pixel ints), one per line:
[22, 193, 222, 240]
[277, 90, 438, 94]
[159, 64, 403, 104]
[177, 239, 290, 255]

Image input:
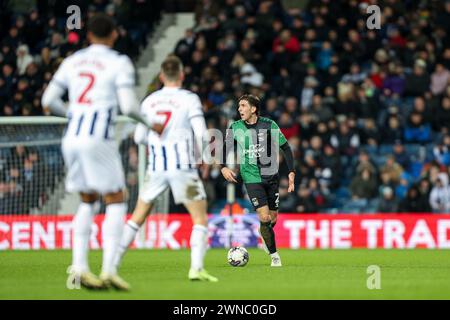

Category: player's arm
[272, 121, 296, 192]
[189, 95, 211, 179]
[41, 60, 68, 117]
[220, 125, 238, 183]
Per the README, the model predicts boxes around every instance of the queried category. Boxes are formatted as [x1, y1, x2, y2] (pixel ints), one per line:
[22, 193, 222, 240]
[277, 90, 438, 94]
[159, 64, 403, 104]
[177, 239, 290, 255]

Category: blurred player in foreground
[221, 95, 295, 266]
[114, 55, 218, 282]
[42, 14, 161, 290]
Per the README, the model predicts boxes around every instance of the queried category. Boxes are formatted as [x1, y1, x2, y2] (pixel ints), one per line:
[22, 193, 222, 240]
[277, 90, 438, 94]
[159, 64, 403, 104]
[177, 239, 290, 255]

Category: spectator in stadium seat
[399, 185, 431, 213]
[278, 178, 297, 213]
[404, 112, 432, 143]
[382, 116, 403, 144]
[429, 173, 450, 213]
[360, 118, 380, 147]
[433, 135, 450, 166]
[295, 185, 318, 213]
[404, 60, 431, 97]
[330, 120, 360, 157]
[16, 44, 33, 76]
[350, 169, 378, 201]
[434, 97, 450, 132]
[380, 155, 404, 185]
[377, 186, 399, 213]
[431, 63, 450, 96]
[392, 141, 411, 170]
[382, 63, 405, 96]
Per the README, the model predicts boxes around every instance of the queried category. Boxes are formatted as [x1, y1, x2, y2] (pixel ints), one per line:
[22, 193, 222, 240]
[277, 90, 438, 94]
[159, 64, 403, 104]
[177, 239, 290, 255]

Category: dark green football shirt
[224, 117, 288, 183]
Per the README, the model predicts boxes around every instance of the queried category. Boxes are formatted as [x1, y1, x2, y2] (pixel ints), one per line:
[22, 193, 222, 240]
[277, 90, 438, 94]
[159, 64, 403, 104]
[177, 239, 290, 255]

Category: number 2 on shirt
[78, 72, 95, 104]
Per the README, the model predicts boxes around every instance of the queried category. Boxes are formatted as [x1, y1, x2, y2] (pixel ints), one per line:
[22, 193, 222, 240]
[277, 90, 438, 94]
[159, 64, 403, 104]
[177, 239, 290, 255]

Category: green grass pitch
[1, 248, 450, 299]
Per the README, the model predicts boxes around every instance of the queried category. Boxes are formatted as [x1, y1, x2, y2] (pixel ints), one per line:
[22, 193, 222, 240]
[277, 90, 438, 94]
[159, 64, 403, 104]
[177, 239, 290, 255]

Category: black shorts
[245, 175, 280, 211]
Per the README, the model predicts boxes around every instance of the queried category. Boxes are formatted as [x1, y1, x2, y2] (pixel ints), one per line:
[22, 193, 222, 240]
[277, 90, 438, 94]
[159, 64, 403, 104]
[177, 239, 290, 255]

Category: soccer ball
[227, 246, 249, 267]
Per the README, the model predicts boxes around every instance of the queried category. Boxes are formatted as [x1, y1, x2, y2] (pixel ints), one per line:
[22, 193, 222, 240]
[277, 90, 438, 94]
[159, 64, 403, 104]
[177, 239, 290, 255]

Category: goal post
[0, 116, 145, 215]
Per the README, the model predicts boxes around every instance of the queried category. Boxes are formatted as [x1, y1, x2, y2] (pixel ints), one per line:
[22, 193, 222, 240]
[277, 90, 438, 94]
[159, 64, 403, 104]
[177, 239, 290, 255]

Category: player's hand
[221, 167, 237, 183]
[288, 172, 295, 193]
[152, 123, 164, 135]
[199, 163, 210, 180]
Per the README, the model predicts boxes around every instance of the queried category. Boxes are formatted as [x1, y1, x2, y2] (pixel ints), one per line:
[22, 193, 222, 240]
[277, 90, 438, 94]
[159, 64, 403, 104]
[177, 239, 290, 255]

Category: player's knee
[259, 214, 271, 223]
[80, 192, 99, 203]
[104, 190, 126, 204]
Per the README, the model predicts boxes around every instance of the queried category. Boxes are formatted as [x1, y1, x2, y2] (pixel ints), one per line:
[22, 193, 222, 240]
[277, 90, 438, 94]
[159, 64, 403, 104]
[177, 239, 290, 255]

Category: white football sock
[190, 224, 208, 270]
[114, 220, 140, 269]
[101, 202, 127, 275]
[72, 202, 99, 273]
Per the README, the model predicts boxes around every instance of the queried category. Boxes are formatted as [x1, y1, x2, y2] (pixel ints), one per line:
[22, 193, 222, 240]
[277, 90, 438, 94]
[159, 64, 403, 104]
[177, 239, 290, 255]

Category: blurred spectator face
[324, 145, 334, 156]
[293, 17, 303, 29]
[381, 171, 391, 184]
[309, 179, 318, 190]
[324, 86, 335, 97]
[311, 136, 322, 150]
[272, 20, 283, 32]
[195, 36, 206, 51]
[328, 30, 338, 42]
[305, 29, 316, 41]
[25, 62, 38, 76]
[192, 50, 203, 63]
[279, 112, 291, 125]
[17, 79, 28, 91]
[266, 98, 277, 112]
[359, 151, 369, 163]
[413, 97, 426, 112]
[234, 5, 246, 18]
[280, 29, 292, 43]
[298, 186, 310, 198]
[339, 122, 349, 134]
[393, 142, 404, 154]
[389, 117, 400, 129]
[285, 97, 298, 112]
[410, 113, 423, 125]
[9, 27, 18, 38]
[317, 122, 327, 134]
[2, 64, 13, 77]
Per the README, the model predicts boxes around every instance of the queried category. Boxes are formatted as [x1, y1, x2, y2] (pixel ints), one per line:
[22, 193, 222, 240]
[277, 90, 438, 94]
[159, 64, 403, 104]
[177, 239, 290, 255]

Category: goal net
[0, 116, 147, 215]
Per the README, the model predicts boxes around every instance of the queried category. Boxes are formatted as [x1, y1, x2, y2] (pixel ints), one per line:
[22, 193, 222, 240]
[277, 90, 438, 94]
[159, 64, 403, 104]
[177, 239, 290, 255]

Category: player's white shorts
[140, 169, 206, 204]
[61, 138, 125, 194]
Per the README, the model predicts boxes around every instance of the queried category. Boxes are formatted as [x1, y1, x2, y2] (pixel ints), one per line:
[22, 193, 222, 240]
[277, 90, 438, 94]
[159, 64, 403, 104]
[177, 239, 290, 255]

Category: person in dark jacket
[398, 185, 432, 213]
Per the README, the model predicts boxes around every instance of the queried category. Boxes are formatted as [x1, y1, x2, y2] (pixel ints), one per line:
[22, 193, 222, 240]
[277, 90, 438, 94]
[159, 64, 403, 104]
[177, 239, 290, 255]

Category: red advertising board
[1, 214, 450, 250]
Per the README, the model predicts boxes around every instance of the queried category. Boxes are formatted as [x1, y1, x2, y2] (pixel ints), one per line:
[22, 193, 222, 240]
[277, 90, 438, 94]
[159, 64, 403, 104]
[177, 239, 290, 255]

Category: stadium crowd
[174, 0, 450, 213]
[1, 0, 450, 214]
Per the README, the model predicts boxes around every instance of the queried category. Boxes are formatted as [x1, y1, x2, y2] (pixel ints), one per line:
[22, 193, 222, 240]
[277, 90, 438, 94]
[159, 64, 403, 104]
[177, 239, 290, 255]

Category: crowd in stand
[175, 0, 450, 213]
[2, 0, 450, 214]
[0, 0, 160, 213]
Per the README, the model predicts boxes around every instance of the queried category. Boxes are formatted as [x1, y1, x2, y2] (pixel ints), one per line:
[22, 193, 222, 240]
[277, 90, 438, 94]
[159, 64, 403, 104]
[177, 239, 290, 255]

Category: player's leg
[69, 192, 105, 289]
[99, 190, 130, 290]
[114, 171, 168, 270]
[62, 140, 104, 289]
[172, 171, 217, 282]
[114, 198, 153, 269]
[266, 180, 282, 266]
[79, 141, 130, 289]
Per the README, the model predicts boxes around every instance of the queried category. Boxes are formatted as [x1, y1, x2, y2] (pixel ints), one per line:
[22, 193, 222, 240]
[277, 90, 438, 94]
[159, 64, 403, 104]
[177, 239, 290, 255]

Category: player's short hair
[238, 94, 260, 115]
[87, 13, 116, 39]
[161, 55, 183, 82]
